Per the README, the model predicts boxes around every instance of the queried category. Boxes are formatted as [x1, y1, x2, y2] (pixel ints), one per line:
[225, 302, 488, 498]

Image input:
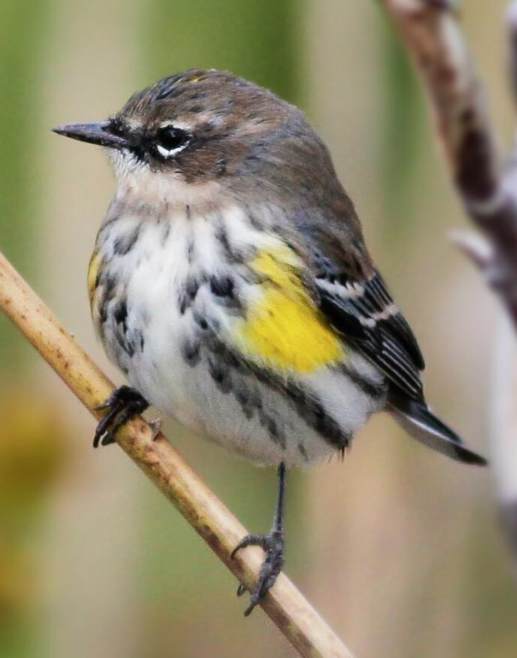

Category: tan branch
[0, 250, 353, 658]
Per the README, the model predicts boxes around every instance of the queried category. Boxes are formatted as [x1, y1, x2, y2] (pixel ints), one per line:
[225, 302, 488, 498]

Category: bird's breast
[90, 203, 347, 383]
[86, 202, 385, 465]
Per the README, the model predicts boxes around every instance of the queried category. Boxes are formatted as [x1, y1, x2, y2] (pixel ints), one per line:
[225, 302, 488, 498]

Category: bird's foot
[93, 385, 148, 448]
[231, 530, 284, 616]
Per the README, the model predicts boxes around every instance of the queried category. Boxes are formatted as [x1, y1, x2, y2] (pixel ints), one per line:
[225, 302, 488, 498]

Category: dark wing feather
[314, 260, 425, 401]
[277, 139, 486, 462]
[286, 192, 424, 400]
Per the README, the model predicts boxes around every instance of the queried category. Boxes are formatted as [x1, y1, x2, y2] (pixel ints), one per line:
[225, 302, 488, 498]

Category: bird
[53, 68, 486, 615]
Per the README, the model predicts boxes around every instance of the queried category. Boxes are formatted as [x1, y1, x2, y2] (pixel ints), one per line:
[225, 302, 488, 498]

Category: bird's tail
[388, 393, 487, 466]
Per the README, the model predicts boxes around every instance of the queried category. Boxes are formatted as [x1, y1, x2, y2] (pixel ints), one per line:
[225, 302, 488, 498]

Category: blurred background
[0, 1, 516, 656]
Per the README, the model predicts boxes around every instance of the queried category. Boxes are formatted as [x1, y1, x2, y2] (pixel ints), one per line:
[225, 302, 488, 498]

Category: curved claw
[93, 386, 148, 448]
[231, 531, 284, 615]
[93, 405, 122, 447]
[231, 533, 268, 559]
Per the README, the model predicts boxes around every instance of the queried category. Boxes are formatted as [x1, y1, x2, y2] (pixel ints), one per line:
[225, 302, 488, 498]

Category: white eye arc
[154, 123, 191, 159]
[156, 142, 188, 159]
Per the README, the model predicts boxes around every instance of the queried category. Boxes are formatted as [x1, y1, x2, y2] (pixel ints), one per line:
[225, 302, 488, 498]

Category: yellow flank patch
[237, 248, 343, 373]
[87, 250, 102, 306]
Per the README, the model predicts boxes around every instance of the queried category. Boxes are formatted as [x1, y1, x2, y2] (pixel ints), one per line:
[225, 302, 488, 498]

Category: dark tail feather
[388, 394, 487, 466]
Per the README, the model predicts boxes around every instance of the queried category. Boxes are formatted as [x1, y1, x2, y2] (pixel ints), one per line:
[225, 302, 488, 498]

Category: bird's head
[53, 69, 319, 208]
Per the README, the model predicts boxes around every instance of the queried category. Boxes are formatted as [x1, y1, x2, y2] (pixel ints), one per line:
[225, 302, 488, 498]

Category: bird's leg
[232, 462, 286, 616]
[93, 385, 148, 448]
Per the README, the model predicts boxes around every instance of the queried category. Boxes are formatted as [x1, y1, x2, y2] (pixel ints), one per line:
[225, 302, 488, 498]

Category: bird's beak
[52, 121, 129, 149]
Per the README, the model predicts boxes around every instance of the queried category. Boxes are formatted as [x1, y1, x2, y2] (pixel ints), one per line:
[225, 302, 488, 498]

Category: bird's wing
[298, 236, 487, 465]
[297, 222, 426, 401]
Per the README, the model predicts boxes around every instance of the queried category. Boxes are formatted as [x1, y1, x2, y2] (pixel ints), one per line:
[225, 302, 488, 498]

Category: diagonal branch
[0, 249, 353, 658]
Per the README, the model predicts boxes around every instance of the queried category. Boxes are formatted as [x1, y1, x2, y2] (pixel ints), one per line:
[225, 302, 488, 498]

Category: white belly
[95, 209, 385, 466]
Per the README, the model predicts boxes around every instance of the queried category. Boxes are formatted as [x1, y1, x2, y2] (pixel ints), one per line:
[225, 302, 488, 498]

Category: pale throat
[107, 148, 225, 217]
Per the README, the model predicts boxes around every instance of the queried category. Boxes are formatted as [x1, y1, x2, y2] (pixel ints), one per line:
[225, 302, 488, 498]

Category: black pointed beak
[52, 121, 128, 149]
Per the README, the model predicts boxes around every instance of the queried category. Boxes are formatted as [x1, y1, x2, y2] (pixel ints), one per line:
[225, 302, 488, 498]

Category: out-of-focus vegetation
[0, 1, 49, 368]
[0, 389, 67, 658]
[0, 1, 515, 658]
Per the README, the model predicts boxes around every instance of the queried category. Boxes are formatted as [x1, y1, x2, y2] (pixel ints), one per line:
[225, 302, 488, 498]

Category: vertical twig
[492, 315, 517, 565]
[379, 0, 517, 560]
[380, 0, 517, 326]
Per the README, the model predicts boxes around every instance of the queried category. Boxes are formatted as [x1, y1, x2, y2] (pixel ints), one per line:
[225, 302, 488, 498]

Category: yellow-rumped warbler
[54, 69, 486, 614]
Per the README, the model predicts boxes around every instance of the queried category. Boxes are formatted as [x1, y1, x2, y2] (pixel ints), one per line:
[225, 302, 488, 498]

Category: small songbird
[54, 69, 486, 615]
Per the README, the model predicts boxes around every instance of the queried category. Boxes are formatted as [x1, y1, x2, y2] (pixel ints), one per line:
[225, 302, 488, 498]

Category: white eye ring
[154, 123, 191, 159]
[156, 142, 188, 159]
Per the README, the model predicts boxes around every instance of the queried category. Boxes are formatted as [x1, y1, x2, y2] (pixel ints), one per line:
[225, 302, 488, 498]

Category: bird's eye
[109, 119, 126, 137]
[154, 125, 191, 159]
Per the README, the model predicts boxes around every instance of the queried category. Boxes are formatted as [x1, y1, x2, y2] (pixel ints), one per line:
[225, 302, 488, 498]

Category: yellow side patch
[236, 248, 343, 373]
[87, 250, 102, 306]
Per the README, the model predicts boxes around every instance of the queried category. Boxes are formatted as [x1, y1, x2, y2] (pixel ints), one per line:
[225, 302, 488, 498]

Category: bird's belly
[118, 287, 332, 466]
[94, 213, 385, 467]
[124, 306, 384, 468]
[129, 329, 380, 467]
[130, 348, 338, 467]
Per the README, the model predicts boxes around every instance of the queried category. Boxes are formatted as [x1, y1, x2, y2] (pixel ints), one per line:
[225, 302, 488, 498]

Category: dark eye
[109, 118, 126, 136]
[154, 125, 191, 158]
